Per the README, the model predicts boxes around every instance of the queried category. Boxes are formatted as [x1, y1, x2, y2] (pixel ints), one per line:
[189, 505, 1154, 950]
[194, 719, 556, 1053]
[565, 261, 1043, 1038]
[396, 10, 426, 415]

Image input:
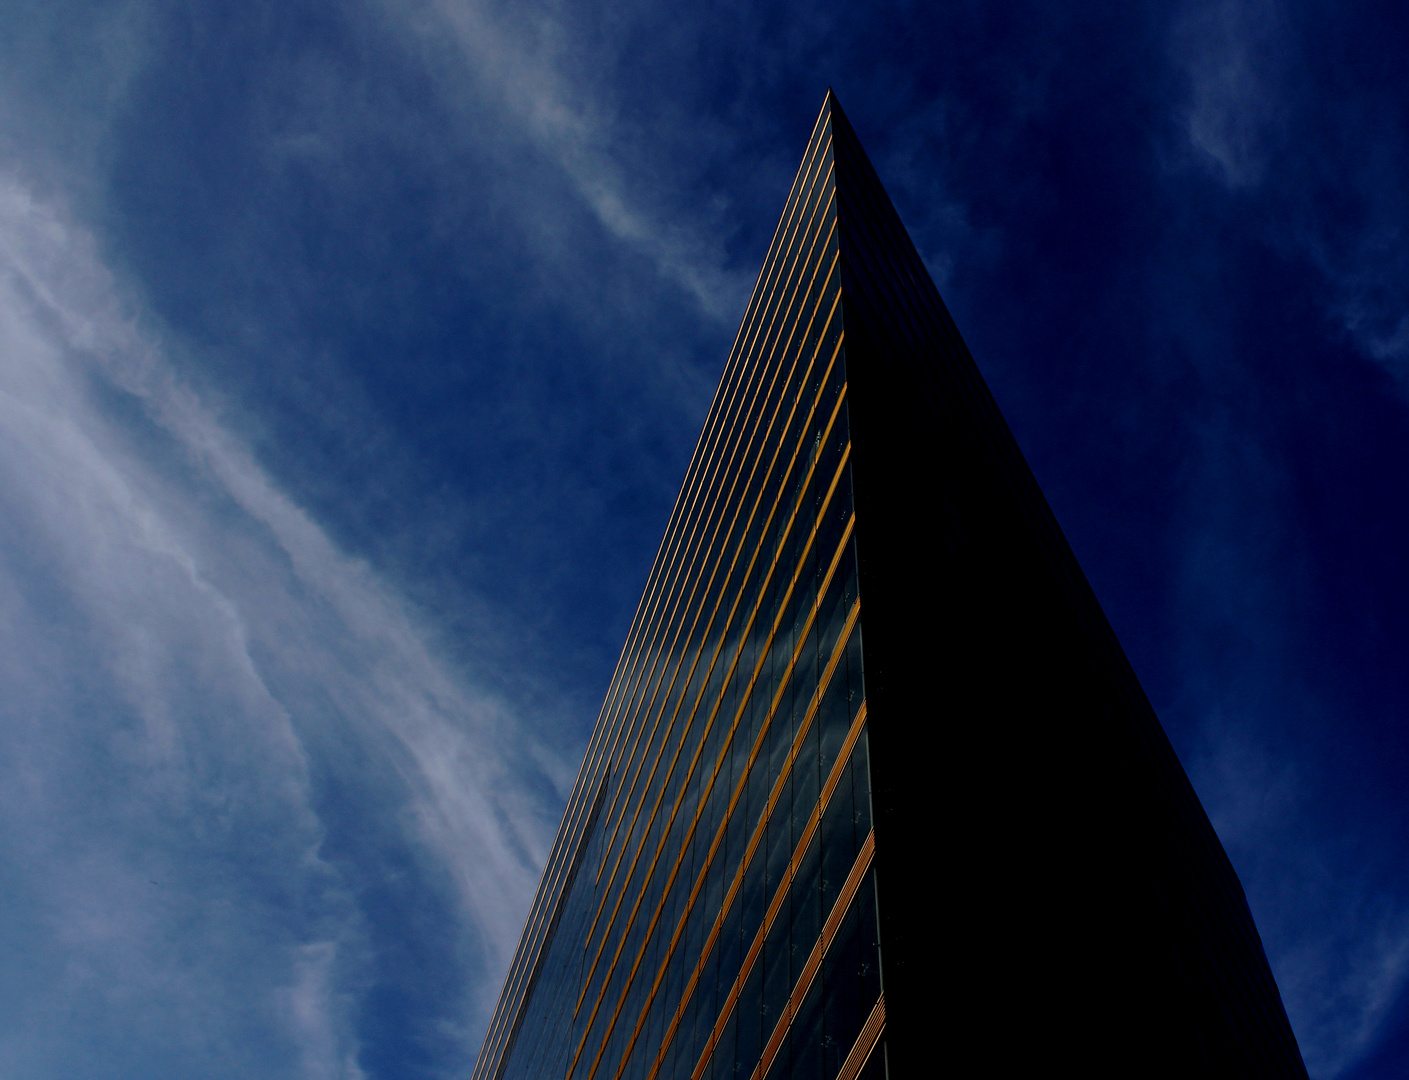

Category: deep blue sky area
[0, 1, 1405, 1077]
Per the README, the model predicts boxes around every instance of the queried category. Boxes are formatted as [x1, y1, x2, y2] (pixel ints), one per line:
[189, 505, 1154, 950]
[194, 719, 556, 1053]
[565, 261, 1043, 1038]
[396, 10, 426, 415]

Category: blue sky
[0, 1, 1406, 1077]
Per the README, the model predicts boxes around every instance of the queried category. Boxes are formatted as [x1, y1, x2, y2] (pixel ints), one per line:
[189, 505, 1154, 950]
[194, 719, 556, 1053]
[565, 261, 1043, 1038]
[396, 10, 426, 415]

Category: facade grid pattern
[475, 104, 886, 1080]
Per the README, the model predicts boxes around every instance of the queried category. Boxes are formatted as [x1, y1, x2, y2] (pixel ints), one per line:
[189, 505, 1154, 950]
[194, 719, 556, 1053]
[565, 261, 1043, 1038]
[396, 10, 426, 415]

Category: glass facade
[474, 103, 885, 1080]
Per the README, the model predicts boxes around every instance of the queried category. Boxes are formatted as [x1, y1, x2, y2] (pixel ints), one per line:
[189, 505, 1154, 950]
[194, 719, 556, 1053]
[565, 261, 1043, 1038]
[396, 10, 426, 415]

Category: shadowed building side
[825, 95, 1306, 1077]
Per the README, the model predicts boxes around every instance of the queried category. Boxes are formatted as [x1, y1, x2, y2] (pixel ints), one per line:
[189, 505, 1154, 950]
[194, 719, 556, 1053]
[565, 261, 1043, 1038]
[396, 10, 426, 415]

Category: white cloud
[279, 942, 367, 1080]
[1322, 206, 1409, 389]
[0, 174, 556, 1074]
[1173, 0, 1286, 188]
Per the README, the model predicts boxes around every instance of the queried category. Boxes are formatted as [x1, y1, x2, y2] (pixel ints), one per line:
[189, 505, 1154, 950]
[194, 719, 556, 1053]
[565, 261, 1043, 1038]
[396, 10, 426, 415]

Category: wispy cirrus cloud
[1173, 0, 1288, 188]
[377, 0, 751, 323]
[1170, 0, 1409, 393]
[1171, 408, 1409, 1078]
[1195, 727, 1409, 1078]
[1162, 35, 1409, 1065]
[0, 174, 557, 1076]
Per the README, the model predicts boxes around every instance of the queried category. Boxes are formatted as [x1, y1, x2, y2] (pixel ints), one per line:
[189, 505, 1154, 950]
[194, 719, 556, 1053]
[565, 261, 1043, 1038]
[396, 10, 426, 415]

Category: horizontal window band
[586, 384, 848, 954]
[584, 250, 843, 914]
[469, 111, 839, 1080]
[573, 374, 851, 1032]
[587, 150, 838, 755]
[655, 688, 869, 1080]
[745, 829, 876, 1080]
[623, 610, 864, 1080]
[835, 993, 885, 1080]
[571, 477, 856, 1079]
[588, 247, 843, 902]
[577, 408, 851, 1046]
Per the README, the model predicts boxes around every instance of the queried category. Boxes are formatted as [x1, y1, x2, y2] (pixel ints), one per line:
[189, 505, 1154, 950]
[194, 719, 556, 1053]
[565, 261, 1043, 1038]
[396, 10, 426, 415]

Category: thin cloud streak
[382, 0, 749, 322]
[1173, 0, 1287, 188]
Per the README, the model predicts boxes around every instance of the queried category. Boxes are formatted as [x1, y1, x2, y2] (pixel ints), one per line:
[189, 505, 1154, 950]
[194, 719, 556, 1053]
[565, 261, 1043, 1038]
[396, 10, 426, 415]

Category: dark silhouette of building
[473, 93, 1308, 1080]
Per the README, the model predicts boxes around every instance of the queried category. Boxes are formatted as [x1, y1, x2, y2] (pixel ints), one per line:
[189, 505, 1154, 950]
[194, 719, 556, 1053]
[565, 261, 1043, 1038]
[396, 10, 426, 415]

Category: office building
[473, 92, 1308, 1080]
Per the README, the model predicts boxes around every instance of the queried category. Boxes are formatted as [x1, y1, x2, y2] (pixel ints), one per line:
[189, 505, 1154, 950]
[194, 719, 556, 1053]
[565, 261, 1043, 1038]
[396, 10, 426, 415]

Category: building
[473, 93, 1309, 1080]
